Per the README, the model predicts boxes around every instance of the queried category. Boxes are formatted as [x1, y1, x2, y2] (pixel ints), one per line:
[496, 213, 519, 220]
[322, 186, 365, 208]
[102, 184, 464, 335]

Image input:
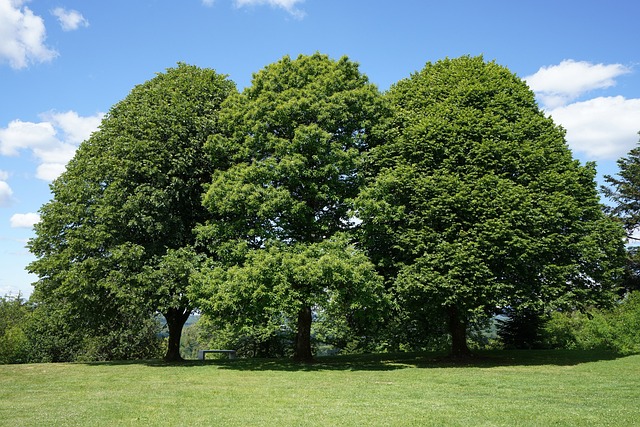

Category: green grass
[1, 350, 639, 426]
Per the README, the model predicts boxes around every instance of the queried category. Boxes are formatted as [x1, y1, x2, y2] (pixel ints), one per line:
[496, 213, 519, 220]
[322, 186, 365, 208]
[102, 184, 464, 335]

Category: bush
[610, 291, 640, 354]
[75, 316, 165, 362]
[0, 295, 31, 364]
[0, 325, 30, 364]
[543, 292, 640, 354]
[21, 301, 164, 363]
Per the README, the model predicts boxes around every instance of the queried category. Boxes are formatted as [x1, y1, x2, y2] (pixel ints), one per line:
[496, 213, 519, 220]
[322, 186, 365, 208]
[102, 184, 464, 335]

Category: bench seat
[197, 349, 237, 360]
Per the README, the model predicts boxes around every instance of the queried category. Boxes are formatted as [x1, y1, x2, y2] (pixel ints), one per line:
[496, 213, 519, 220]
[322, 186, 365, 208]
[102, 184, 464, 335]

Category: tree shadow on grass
[214, 349, 628, 372]
[85, 349, 631, 372]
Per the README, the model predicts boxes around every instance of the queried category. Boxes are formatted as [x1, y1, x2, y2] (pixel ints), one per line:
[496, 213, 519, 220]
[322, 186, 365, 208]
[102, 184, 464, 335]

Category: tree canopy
[23, 54, 628, 364]
[603, 133, 640, 237]
[194, 53, 387, 361]
[603, 133, 640, 292]
[357, 56, 626, 357]
[190, 233, 386, 358]
[28, 63, 236, 361]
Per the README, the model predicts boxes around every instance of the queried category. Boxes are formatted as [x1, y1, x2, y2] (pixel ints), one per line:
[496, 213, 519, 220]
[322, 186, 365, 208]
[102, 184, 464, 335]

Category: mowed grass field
[1, 350, 639, 426]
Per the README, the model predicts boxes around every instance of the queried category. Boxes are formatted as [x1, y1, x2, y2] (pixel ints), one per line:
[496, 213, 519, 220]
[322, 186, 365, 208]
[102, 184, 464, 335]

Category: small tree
[497, 306, 545, 349]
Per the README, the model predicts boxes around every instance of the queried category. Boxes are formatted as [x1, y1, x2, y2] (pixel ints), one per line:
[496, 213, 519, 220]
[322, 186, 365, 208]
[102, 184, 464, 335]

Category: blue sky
[1, 0, 639, 297]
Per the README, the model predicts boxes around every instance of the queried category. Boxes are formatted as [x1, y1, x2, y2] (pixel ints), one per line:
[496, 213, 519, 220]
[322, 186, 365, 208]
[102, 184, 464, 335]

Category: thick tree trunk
[447, 305, 472, 359]
[163, 307, 191, 362]
[293, 305, 313, 362]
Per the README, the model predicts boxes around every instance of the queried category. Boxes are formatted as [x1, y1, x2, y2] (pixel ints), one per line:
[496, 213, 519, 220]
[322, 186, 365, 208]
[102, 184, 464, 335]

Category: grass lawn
[1, 350, 639, 426]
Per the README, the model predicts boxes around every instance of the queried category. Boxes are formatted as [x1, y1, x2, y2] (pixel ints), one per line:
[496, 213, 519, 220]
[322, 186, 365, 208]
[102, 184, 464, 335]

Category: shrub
[0, 295, 31, 364]
[610, 291, 640, 354]
[543, 292, 640, 355]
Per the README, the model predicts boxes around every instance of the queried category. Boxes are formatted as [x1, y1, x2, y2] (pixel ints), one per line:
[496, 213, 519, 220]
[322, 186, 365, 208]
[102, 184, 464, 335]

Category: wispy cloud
[0, 170, 13, 208]
[52, 7, 89, 32]
[526, 60, 640, 161]
[0, 0, 58, 68]
[233, 0, 305, 18]
[0, 111, 104, 181]
[0, 180, 13, 208]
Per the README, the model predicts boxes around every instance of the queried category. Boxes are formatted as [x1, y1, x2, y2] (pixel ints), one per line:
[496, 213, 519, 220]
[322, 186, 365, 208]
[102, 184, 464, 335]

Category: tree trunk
[163, 307, 191, 362]
[293, 305, 313, 362]
[447, 305, 472, 359]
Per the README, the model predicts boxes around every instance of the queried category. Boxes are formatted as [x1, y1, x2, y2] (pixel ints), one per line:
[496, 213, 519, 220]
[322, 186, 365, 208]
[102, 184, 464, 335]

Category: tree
[195, 53, 386, 361]
[496, 306, 545, 349]
[357, 56, 626, 358]
[603, 133, 640, 238]
[28, 64, 236, 361]
[603, 133, 640, 293]
[620, 247, 640, 293]
[190, 234, 386, 359]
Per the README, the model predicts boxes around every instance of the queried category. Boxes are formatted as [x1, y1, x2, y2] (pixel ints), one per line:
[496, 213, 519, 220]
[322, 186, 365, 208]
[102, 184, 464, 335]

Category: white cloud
[43, 111, 103, 144]
[234, 0, 305, 17]
[51, 7, 89, 31]
[525, 60, 639, 162]
[0, 111, 104, 181]
[0, 180, 13, 207]
[0, 170, 13, 207]
[33, 139, 80, 181]
[35, 163, 67, 181]
[0, 0, 57, 69]
[10, 212, 40, 228]
[202, 0, 216, 6]
[0, 120, 58, 156]
[548, 96, 640, 160]
[525, 60, 631, 109]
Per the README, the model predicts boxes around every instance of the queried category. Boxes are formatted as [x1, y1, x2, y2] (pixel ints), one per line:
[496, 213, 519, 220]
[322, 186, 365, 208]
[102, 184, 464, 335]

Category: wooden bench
[197, 349, 237, 360]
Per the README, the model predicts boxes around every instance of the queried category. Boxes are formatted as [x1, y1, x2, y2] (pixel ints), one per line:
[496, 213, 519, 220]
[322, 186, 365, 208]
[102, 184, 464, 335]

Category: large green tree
[28, 64, 236, 361]
[195, 53, 386, 361]
[357, 56, 625, 357]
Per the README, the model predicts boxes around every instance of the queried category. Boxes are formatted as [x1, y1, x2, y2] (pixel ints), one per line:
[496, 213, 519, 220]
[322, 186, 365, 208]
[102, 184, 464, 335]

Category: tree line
[2, 54, 638, 363]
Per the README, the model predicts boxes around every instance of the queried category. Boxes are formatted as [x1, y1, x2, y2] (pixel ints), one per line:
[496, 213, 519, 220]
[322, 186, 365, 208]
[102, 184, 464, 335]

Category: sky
[1, 0, 639, 297]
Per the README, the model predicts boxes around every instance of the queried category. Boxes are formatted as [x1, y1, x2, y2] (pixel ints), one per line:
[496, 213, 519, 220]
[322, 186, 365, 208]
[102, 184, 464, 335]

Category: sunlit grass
[1, 350, 639, 426]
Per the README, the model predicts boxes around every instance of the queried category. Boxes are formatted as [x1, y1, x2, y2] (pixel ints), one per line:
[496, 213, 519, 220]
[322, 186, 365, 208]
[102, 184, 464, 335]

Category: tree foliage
[496, 307, 545, 350]
[603, 134, 640, 293]
[0, 294, 30, 363]
[603, 133, 640, 238]
[543, 291, 640, 355]
[191, 234, 386, 358]
[20, 54, 629, 364]
[28, 63, 236, 361]
[195, 53, 387, 360]
[357, 56, 626, 357]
